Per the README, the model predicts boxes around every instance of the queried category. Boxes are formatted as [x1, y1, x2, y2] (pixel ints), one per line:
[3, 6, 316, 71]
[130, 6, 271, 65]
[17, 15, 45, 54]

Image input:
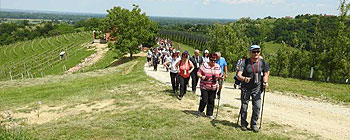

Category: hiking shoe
[196, 111, 204, 117]
[251, 125, 260, 133]
[208, 116, 215, 120]
[241, 126, 248, 131]
[177, 96, 182, 100]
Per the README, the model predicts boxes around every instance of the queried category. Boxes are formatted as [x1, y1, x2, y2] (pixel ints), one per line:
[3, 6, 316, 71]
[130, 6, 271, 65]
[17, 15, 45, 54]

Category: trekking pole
[236, 89, 245, 125]
[216, 91, 221, 118]
[259, 88, 266, 129]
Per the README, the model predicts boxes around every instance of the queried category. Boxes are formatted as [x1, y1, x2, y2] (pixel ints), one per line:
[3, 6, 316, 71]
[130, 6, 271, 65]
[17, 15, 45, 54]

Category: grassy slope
[0, 57, 293, 140]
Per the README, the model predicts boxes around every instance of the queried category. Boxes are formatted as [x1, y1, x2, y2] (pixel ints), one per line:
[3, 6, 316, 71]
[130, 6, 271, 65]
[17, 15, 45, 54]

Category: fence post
[41, 71, 44, 78]
[9, 71, 13, 81]
[21, 73, 24, 80]
[63, 65, 67, 72]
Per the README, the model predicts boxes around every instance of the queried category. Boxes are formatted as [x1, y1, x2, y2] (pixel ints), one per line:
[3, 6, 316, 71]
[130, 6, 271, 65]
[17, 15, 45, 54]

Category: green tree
[102, 5, 158, 59]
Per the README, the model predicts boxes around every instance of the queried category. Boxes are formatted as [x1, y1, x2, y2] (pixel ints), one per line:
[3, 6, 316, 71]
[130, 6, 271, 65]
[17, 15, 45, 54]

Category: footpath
[144, 62, 350, 140]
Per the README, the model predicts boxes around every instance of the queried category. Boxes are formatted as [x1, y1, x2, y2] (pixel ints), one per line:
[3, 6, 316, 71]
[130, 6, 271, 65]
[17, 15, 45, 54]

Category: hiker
[196, 53, 222, 120]
[147, 49, 153, 66]
[190, 49, 203, 94]
[164, 53, 172, 72]
[234, 56, 248, 89]
[237, 45, 270, 132]
[203, 50, 210, 64]
[164, 52, 180, 93]
[176, 51, 194, 100]
[215, 52, 228, 98]
[152, 49, 160, 71]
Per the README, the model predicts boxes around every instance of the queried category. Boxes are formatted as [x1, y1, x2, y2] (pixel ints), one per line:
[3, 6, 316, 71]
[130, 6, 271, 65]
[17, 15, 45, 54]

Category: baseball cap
[250, 45, 261, 51]
[204, 50, 209, 53]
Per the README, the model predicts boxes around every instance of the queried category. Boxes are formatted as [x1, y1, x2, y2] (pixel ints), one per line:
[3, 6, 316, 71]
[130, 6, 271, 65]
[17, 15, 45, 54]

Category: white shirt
[170, 57, 180, 73]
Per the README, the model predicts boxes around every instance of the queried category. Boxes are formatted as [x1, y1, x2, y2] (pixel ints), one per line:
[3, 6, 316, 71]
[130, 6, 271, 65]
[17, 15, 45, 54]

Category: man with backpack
[236, 45, 270, 132]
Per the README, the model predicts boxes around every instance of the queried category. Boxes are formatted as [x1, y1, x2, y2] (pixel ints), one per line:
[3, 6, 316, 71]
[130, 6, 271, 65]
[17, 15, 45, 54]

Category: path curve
[144, 63, 350, 140]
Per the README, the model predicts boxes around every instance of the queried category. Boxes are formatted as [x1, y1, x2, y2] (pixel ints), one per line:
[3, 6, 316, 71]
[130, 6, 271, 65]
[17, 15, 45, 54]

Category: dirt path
[144, 63, 350, 140]
[66, 43, 109, 74]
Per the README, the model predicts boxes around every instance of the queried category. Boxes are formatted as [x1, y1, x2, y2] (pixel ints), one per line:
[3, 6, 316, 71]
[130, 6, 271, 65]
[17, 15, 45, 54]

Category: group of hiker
[148, 39, 270, 132]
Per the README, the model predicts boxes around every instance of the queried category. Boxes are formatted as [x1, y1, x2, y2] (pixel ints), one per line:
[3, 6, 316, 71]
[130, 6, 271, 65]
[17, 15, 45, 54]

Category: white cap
[204, 50, 209, 53]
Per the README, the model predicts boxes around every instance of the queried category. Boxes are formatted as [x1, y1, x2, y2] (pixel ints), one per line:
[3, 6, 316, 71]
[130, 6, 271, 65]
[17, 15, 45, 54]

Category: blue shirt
[216, 57, 227, 74]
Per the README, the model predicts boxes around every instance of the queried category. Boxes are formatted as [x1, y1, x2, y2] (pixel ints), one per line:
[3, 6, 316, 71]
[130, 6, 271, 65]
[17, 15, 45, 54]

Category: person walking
[215, 52, 228, 98]
[203, 50, 210, 63]
[152, 49, 160, 71]
[190, 49, 203, 94]
[236, 45, 270, 132]
[196, 53, 222, 120]
[164, 52, 180, 93]
[176, 51, 194, 100]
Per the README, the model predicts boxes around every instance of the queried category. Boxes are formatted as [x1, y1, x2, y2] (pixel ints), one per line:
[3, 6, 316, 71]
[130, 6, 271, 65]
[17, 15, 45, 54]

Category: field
[0, 32, 94, 81]
[0, 57, 300, 140]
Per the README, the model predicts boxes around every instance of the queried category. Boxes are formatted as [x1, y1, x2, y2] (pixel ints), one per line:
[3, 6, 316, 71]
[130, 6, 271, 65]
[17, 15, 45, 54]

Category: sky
[0, 0, 340, 19]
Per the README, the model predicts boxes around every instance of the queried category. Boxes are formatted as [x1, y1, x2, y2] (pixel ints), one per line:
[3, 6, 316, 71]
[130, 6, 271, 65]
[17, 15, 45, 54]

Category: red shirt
[178, 60, 192, 78]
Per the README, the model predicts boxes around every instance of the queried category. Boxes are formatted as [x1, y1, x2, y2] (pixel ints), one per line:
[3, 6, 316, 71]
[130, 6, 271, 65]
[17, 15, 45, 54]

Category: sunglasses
[210, 59, 216, 62]
[252, 51, 260, 54]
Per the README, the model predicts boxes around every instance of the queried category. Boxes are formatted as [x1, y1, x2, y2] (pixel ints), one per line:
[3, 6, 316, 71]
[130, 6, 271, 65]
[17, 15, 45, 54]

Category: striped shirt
[197, 63, 222, 91]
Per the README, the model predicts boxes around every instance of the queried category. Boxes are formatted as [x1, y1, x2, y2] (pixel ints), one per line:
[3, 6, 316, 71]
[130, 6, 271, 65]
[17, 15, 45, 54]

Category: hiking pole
[259, 88, 266, 129]
[236, 89, 245, 125]
[216, 90, 221, 118]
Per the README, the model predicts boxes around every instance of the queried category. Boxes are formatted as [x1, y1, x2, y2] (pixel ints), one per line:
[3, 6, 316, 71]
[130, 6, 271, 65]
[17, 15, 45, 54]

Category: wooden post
[94, 63, 96, 71]
[21, 73, 24, 80]
[9, 71, 13, 81]
[41, 71, 44, 78]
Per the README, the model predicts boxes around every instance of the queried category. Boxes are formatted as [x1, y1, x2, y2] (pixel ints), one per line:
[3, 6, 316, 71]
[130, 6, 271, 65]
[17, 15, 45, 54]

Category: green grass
[262, 41, 296, 55]
[79, 49, 120, 72]
[0, 57, 292, 140]
[44, 47, 95, 75]
[174, 42, 196, 55]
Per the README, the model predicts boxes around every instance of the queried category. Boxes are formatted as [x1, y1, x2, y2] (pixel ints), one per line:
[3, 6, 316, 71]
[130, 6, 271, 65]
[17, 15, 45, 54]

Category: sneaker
[241, 126, 248, 131]
[251, 125, 260, 132]
[177, 96, 182, 100]
[196, 111, 204, 117]
[208, 116, 215, 120]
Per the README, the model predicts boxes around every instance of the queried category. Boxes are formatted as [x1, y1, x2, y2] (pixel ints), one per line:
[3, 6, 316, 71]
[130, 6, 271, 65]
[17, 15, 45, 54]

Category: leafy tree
[102, 5, 158, 59]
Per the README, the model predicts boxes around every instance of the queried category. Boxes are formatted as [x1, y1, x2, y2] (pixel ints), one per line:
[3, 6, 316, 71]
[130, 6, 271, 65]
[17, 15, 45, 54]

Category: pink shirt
[197, 63, 222, 91]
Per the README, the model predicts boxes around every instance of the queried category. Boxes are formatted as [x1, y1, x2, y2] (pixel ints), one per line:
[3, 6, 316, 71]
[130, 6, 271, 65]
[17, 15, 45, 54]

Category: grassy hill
[0, 32, 94, 80]
[0, 57, 306, 140]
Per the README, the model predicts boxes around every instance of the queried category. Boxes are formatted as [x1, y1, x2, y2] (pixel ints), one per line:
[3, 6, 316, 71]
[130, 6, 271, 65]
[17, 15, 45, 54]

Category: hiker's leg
[175, 73, 179, 91]
[206, 90, 217, 116]
[251, 86, 262, 127]
[179, 76, 185, 97]
[191, 69, 198, 92]
[240, 89, 251, 127]
[183, 77, 190, 95]
[198, 88, 208, 113]
[170, 72, 176, 92]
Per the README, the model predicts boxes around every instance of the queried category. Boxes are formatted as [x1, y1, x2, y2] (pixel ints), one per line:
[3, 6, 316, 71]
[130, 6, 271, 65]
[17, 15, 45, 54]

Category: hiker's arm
[263, 71, 270, 88]
[224, 65, 228, 79]
[237, 71, 250, 83]
[163, 61, 170, 68]
[189, 61, 194, 73]
[175, 61, 180, 70]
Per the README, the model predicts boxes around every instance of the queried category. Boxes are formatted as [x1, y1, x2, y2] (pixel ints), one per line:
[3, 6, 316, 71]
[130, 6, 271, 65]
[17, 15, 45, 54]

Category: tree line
[0, 18, 101, 46]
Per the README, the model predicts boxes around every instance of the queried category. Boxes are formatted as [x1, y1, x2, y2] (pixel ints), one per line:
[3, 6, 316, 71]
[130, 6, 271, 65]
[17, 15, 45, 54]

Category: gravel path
[145, 63, 350, 140]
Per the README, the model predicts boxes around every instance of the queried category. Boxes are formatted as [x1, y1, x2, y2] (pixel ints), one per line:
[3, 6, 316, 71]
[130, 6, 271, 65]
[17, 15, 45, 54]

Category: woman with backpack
[164, 52, 180, 93]
[175, 51, 194, 100]
[196, 53, 222, 120]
